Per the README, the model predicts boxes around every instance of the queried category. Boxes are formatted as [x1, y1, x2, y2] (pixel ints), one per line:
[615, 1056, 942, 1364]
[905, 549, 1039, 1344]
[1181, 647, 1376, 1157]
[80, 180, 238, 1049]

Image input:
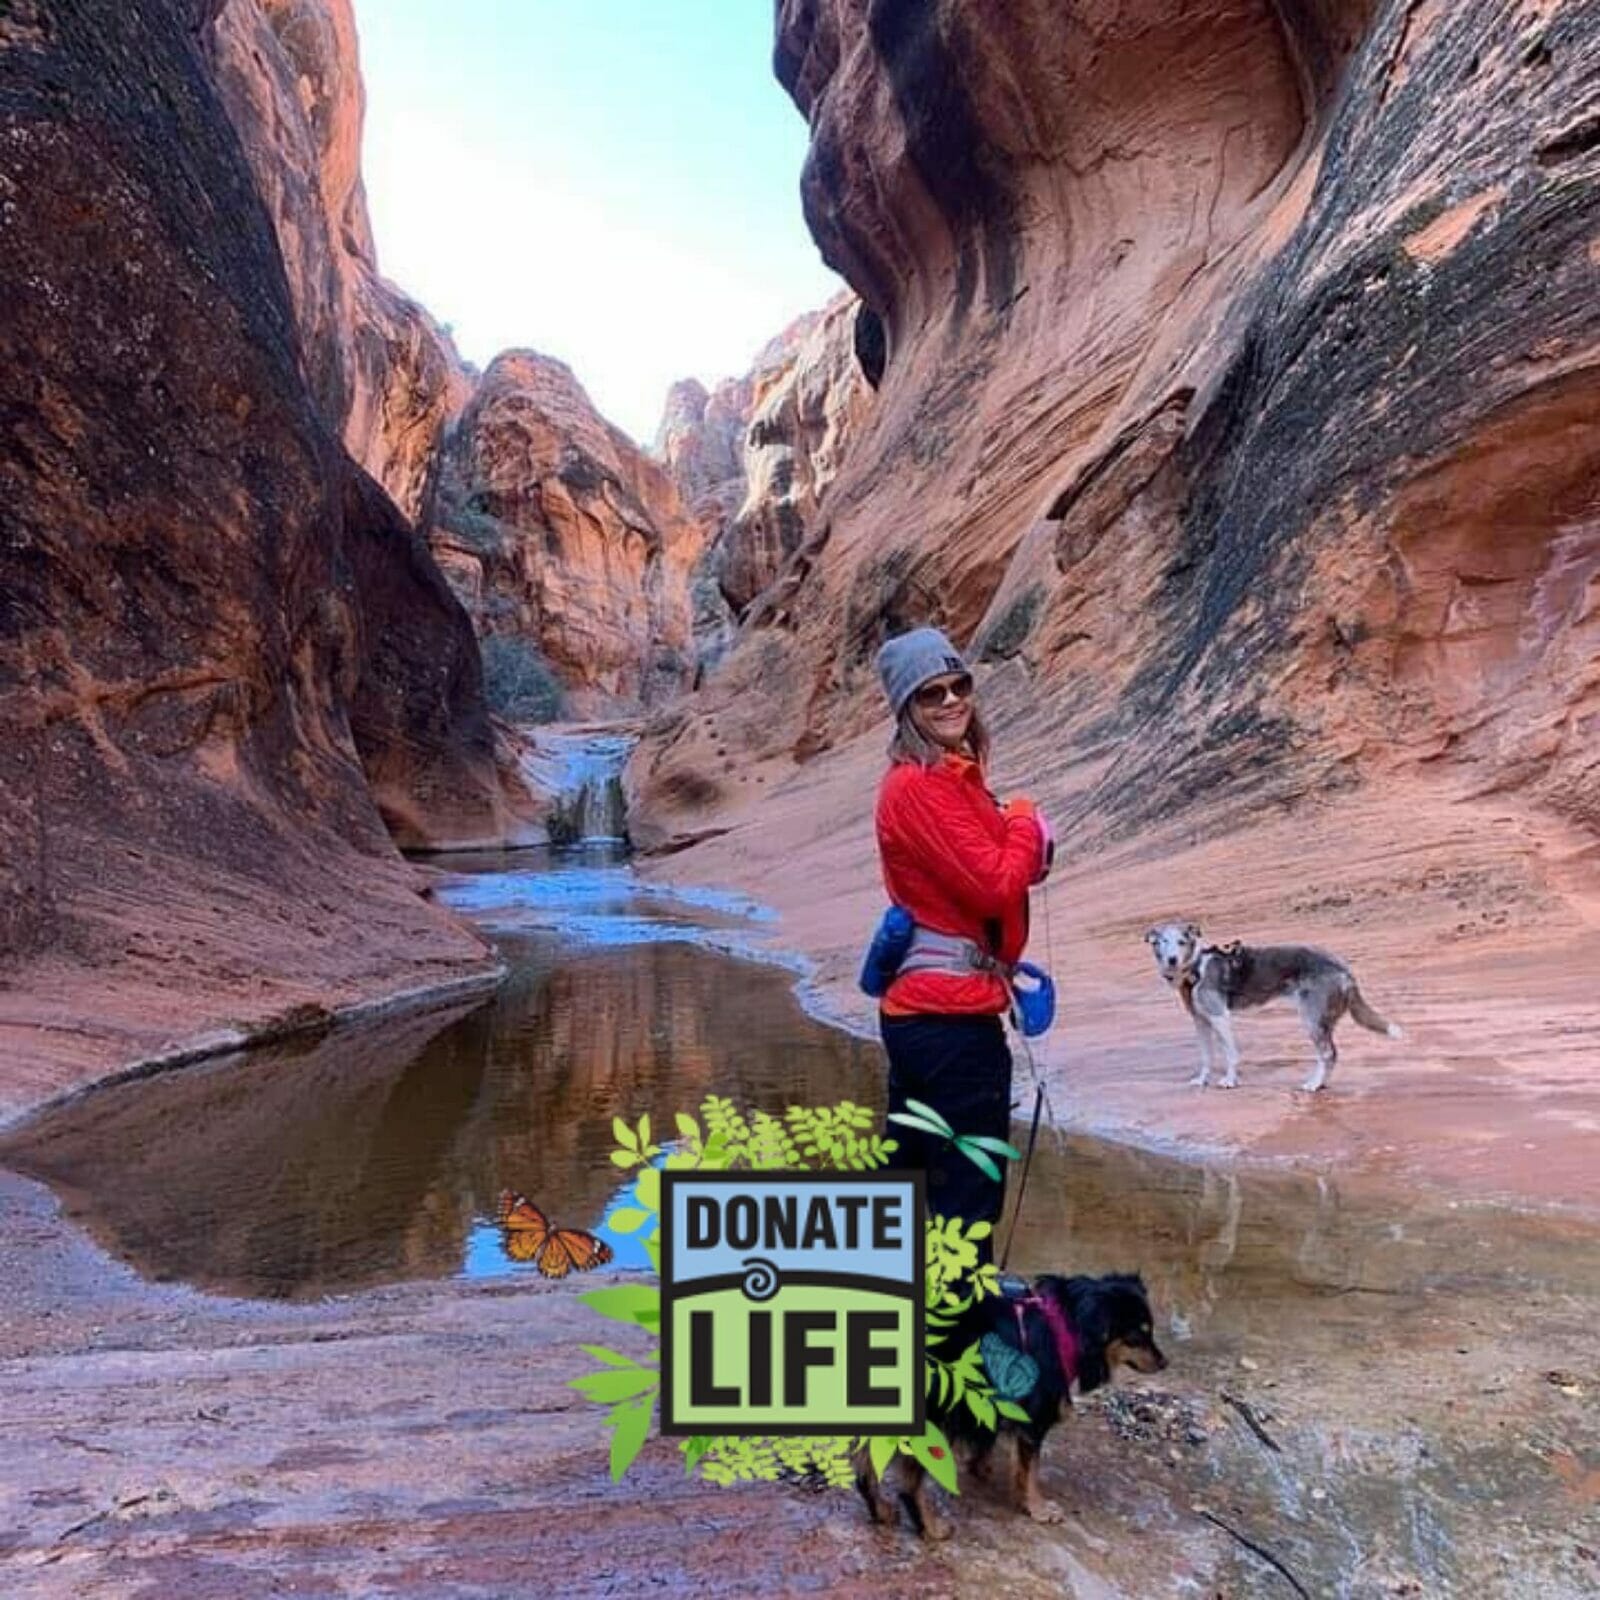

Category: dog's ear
[1184, 922, 1201, 940]
[1143, 927, 1160, 946]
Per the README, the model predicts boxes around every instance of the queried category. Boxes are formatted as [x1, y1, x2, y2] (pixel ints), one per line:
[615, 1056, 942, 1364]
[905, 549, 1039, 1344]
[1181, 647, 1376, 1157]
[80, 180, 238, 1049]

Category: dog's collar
[1012, 1292, 1080, 1386]
[1170, 967, 1198, 1015]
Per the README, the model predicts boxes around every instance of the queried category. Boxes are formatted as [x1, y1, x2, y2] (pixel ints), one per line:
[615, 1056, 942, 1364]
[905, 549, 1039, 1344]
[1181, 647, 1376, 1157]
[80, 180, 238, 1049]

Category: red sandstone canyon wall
[636, 0, 1599, 848]
[208, 0, 709, 721]
[427, 353, 704, 716]
[655, 296, 871, 683]
[206, 0, 473, 524]
[0, 0, 501, 1108]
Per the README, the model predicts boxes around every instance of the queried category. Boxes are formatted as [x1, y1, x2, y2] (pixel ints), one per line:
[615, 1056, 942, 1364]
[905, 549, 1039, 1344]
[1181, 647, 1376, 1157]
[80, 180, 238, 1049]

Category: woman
[872, 627, 1050, 1251]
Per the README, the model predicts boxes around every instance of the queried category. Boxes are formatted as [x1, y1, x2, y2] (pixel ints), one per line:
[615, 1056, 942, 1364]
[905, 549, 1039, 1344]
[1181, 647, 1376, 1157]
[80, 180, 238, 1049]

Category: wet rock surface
[2, 892, 1598, 1596]
[2, 847, 1597, 1593]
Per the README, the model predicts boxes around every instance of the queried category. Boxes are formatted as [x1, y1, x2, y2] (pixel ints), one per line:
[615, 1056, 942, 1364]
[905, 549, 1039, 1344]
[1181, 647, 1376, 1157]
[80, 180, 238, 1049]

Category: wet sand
[3, 854, 1598, 1596]
[642, 736, 1600, 1221]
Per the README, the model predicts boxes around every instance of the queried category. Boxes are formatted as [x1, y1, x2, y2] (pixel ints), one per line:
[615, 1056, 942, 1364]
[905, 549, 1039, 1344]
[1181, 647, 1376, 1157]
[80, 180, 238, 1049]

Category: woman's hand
[1003, 798, 1054, 884]
[1031, 809, 1055, 883]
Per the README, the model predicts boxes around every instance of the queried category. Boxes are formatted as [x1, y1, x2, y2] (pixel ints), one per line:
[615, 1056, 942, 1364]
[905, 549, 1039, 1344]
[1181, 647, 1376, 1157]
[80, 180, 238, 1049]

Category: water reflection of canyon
[6, 855, 1597, 1338]
[1, 934, 880, 1299]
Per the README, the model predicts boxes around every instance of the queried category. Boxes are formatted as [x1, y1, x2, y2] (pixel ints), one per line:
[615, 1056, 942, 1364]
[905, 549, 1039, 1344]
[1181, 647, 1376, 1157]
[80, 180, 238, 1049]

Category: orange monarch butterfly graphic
[495, 1190, 614, 1279]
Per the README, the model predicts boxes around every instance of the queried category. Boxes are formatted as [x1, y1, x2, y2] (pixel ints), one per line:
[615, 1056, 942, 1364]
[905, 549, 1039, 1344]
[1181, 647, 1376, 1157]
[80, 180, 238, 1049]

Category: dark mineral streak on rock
[1096, 0, 1600, 834]
[342, 466, 499, 849]
[865, 0, 1019, 323]
[639, 0, 1599, 866]
[854, 303, 887, 389]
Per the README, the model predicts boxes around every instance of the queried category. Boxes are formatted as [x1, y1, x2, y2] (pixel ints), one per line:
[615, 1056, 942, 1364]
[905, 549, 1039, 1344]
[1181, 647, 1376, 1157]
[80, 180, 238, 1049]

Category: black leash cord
[999, 1083, 1045, 1272]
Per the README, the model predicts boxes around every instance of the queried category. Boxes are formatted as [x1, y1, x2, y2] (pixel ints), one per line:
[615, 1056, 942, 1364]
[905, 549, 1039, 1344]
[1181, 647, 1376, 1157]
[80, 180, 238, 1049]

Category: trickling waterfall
[520, 728, 636, 846]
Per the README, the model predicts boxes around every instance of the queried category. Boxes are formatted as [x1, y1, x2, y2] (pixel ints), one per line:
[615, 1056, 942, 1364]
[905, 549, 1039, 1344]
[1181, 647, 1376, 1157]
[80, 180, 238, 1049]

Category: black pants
[880, 1012, 1013, 1260]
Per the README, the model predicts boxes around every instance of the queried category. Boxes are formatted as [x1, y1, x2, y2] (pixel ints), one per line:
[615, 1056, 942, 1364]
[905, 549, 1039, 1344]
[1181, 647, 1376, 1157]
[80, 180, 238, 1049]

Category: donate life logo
[659, 1172, 925, 1435]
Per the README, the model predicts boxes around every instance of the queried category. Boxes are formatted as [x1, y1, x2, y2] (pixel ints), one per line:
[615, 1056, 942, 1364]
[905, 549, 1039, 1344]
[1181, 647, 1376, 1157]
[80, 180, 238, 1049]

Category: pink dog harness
[1012, 1292, 1080, 1386]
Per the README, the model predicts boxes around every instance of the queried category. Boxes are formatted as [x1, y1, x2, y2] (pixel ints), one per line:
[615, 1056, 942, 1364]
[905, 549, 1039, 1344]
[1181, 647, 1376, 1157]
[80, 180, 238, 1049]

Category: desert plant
[480, 633, 564, 723]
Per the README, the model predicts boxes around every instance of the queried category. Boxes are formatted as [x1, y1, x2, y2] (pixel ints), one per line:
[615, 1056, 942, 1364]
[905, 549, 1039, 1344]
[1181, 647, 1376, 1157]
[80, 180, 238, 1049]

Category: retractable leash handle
[1010, 961, 1056, 1036]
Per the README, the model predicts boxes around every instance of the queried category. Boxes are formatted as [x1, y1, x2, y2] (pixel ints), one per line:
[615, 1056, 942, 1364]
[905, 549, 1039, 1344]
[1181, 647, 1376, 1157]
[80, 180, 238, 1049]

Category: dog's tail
[1349, 984, 1402, 1039]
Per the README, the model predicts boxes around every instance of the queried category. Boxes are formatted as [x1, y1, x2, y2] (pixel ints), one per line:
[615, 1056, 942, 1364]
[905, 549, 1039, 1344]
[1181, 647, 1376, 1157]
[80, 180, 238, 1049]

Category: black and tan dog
[856, 1272, 1166, 1539]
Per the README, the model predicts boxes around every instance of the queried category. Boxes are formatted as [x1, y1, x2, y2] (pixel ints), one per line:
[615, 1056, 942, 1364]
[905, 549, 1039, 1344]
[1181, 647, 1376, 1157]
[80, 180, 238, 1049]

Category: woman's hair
[888, 702, 991, 768]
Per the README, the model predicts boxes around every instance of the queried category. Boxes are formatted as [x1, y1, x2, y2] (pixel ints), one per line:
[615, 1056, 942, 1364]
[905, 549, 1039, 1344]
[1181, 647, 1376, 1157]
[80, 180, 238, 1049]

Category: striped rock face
[637, 0, 1598, 846]
[630, 0, 1600, 1216]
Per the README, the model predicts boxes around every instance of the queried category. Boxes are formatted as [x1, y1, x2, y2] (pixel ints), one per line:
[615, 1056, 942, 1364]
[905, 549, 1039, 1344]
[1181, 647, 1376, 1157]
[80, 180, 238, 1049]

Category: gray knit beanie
[875, 627, 970, 717]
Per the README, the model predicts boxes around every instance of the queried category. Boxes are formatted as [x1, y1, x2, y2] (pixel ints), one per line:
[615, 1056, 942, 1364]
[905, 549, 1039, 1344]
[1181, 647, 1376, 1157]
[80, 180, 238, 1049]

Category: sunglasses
[912, 673, 974, 709]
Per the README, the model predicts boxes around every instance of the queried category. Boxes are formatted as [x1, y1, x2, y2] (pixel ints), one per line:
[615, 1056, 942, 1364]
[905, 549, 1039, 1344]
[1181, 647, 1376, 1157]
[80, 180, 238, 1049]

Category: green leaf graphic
[886, 1112, 949, 1139]
[580, 1344, 645, 1369]
[901, 1098, 954, 1137]
[580, 1285, 660, 1329]
[571, 1368, 660, 1404]
[961, 1135, 1022, 1160]
[907, 1423, 959, 1494]
[952, 1139, 1002, 1183]
[609, 1396, 653, 1481]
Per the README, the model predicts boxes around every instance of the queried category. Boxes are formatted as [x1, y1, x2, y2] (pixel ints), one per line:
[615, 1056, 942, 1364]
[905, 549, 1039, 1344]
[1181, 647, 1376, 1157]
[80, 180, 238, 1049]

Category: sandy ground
[642, 732, 1600, 1219]
[3, 752, 1599, 1597]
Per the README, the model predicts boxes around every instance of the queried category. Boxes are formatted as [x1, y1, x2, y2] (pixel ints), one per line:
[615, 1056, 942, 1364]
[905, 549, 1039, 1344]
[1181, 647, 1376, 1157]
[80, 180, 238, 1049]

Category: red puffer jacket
[875, 751, 1044, 1016]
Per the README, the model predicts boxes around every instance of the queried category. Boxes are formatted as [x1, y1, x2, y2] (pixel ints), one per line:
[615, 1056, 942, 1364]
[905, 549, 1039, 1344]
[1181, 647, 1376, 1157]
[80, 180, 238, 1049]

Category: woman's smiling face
[909, 671, 975, 749]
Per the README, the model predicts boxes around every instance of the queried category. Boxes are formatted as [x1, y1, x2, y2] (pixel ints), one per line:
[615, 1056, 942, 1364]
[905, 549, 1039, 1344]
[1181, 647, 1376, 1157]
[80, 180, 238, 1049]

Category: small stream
[3, 851, 1598, 1594]
[4, 850, 1598, 1315]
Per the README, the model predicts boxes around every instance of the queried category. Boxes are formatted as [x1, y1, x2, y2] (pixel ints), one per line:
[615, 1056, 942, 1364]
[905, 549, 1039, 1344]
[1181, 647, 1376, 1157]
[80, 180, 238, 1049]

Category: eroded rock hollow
[637, 0, 1599, 851]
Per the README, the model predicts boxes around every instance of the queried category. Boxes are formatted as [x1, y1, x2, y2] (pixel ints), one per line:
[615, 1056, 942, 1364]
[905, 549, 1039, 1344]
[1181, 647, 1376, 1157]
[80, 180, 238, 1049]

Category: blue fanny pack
[858, 905, 916, 997]
[859, 907, 1057, 1036]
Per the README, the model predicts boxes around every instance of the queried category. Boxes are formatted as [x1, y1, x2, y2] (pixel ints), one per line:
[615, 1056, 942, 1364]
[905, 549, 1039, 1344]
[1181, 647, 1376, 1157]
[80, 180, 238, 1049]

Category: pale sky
[351, 0, 843, 444]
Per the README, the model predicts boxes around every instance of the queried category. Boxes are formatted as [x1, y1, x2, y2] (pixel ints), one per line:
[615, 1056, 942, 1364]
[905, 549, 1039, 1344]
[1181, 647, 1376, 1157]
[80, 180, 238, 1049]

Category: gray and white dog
[1144, 922, 1402, 1092]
